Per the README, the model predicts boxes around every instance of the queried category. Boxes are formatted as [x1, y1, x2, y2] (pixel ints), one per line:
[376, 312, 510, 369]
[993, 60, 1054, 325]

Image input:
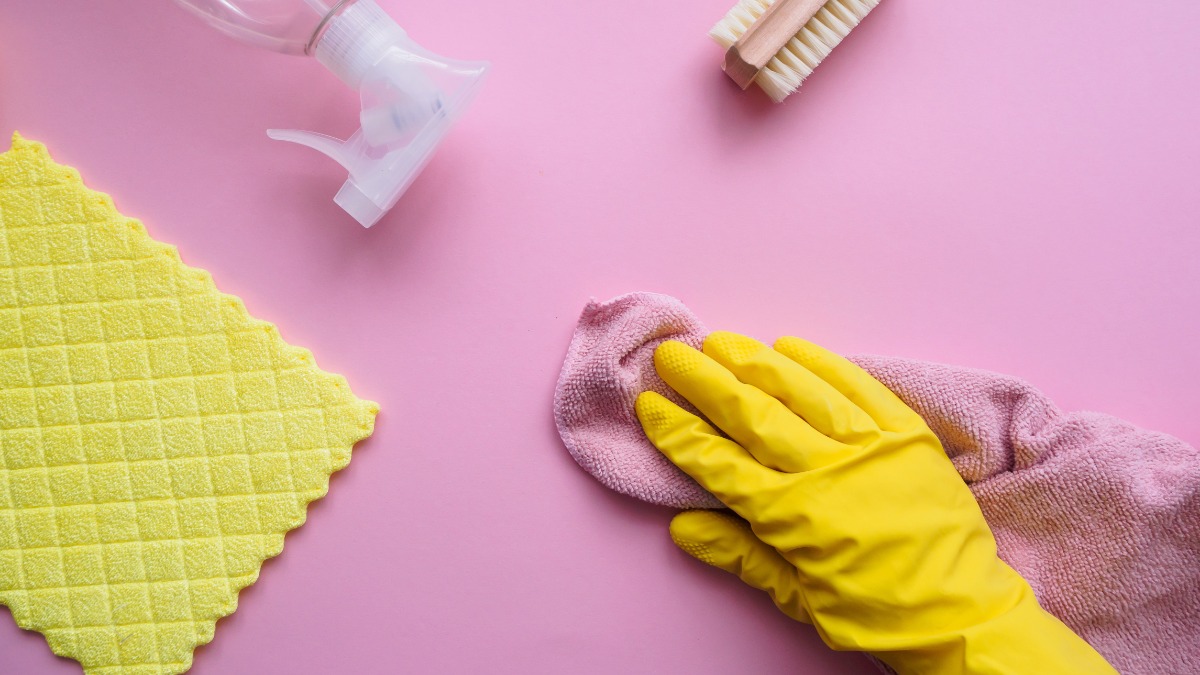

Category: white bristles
[710, 0, 880, 102]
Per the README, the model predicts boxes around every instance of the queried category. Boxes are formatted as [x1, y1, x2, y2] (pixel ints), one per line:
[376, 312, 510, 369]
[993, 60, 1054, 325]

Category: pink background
[3, 0, 1200, 672]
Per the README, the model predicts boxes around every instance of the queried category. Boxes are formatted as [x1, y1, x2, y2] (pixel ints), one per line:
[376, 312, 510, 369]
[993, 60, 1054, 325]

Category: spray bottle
[174, 0, 489, 227]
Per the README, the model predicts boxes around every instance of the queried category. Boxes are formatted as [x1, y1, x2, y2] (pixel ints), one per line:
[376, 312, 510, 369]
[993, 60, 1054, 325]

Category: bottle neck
[313, 0, 408, 88]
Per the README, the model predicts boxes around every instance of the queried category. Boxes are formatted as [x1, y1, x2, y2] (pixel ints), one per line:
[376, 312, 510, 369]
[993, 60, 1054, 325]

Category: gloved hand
[636, 332, 1115, 675]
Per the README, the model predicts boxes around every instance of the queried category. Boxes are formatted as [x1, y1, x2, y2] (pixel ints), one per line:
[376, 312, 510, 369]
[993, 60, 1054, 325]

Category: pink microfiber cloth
[553, 292, 1200, 674]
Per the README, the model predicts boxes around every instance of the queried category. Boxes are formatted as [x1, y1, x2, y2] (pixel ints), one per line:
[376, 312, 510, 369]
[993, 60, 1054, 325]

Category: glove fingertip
[634, 390, 679, 434]
[653, 339, 704, 379]
[703, 331, 769, 365]
[772, 336, 813, 361]
[669, 510, 750, 568]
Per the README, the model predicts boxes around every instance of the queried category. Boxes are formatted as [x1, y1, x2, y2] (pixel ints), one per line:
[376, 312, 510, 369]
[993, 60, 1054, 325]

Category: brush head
[711, 0, 880, 102]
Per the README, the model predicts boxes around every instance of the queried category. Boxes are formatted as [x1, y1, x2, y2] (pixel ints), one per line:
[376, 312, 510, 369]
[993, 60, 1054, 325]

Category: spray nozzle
[175, 0, 488, 228]
[268, 0, 487, 227]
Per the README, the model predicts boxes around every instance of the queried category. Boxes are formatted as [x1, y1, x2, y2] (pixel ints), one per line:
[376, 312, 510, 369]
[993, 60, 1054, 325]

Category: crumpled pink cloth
[553, 292, 1200, 674]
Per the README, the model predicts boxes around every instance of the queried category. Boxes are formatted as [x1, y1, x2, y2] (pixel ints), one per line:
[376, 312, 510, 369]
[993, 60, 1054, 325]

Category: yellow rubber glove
[636, 332, 1116, 675]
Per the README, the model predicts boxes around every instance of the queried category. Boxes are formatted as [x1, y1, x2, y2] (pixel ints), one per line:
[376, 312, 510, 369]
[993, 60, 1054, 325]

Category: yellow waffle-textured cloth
[0, 133, 378, 674]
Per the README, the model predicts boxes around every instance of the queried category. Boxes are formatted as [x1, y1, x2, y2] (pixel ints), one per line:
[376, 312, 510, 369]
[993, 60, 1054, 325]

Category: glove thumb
[670, 510, 810, 623]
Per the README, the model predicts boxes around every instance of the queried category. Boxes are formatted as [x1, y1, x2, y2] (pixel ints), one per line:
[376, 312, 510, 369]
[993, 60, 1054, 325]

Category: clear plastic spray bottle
[174, 0, 489, 227]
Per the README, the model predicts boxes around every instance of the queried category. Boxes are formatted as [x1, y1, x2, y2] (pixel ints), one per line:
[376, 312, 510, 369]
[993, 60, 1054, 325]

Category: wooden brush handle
[724, 0, 826, 89]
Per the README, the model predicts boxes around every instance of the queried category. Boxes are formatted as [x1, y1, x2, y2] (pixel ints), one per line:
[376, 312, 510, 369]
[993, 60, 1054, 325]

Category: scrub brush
[711, 0, 881, 102]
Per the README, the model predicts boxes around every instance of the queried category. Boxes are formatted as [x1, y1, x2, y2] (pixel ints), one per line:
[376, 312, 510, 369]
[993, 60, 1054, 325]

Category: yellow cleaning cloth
[0, 133, 378, 674]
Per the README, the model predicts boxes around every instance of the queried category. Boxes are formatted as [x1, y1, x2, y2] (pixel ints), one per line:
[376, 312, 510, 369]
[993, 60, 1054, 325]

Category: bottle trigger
[265, 129, 354, 173]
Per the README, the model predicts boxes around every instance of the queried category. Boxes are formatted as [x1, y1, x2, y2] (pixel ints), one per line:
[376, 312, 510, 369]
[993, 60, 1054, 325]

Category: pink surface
[2, 1, 1199, 673]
